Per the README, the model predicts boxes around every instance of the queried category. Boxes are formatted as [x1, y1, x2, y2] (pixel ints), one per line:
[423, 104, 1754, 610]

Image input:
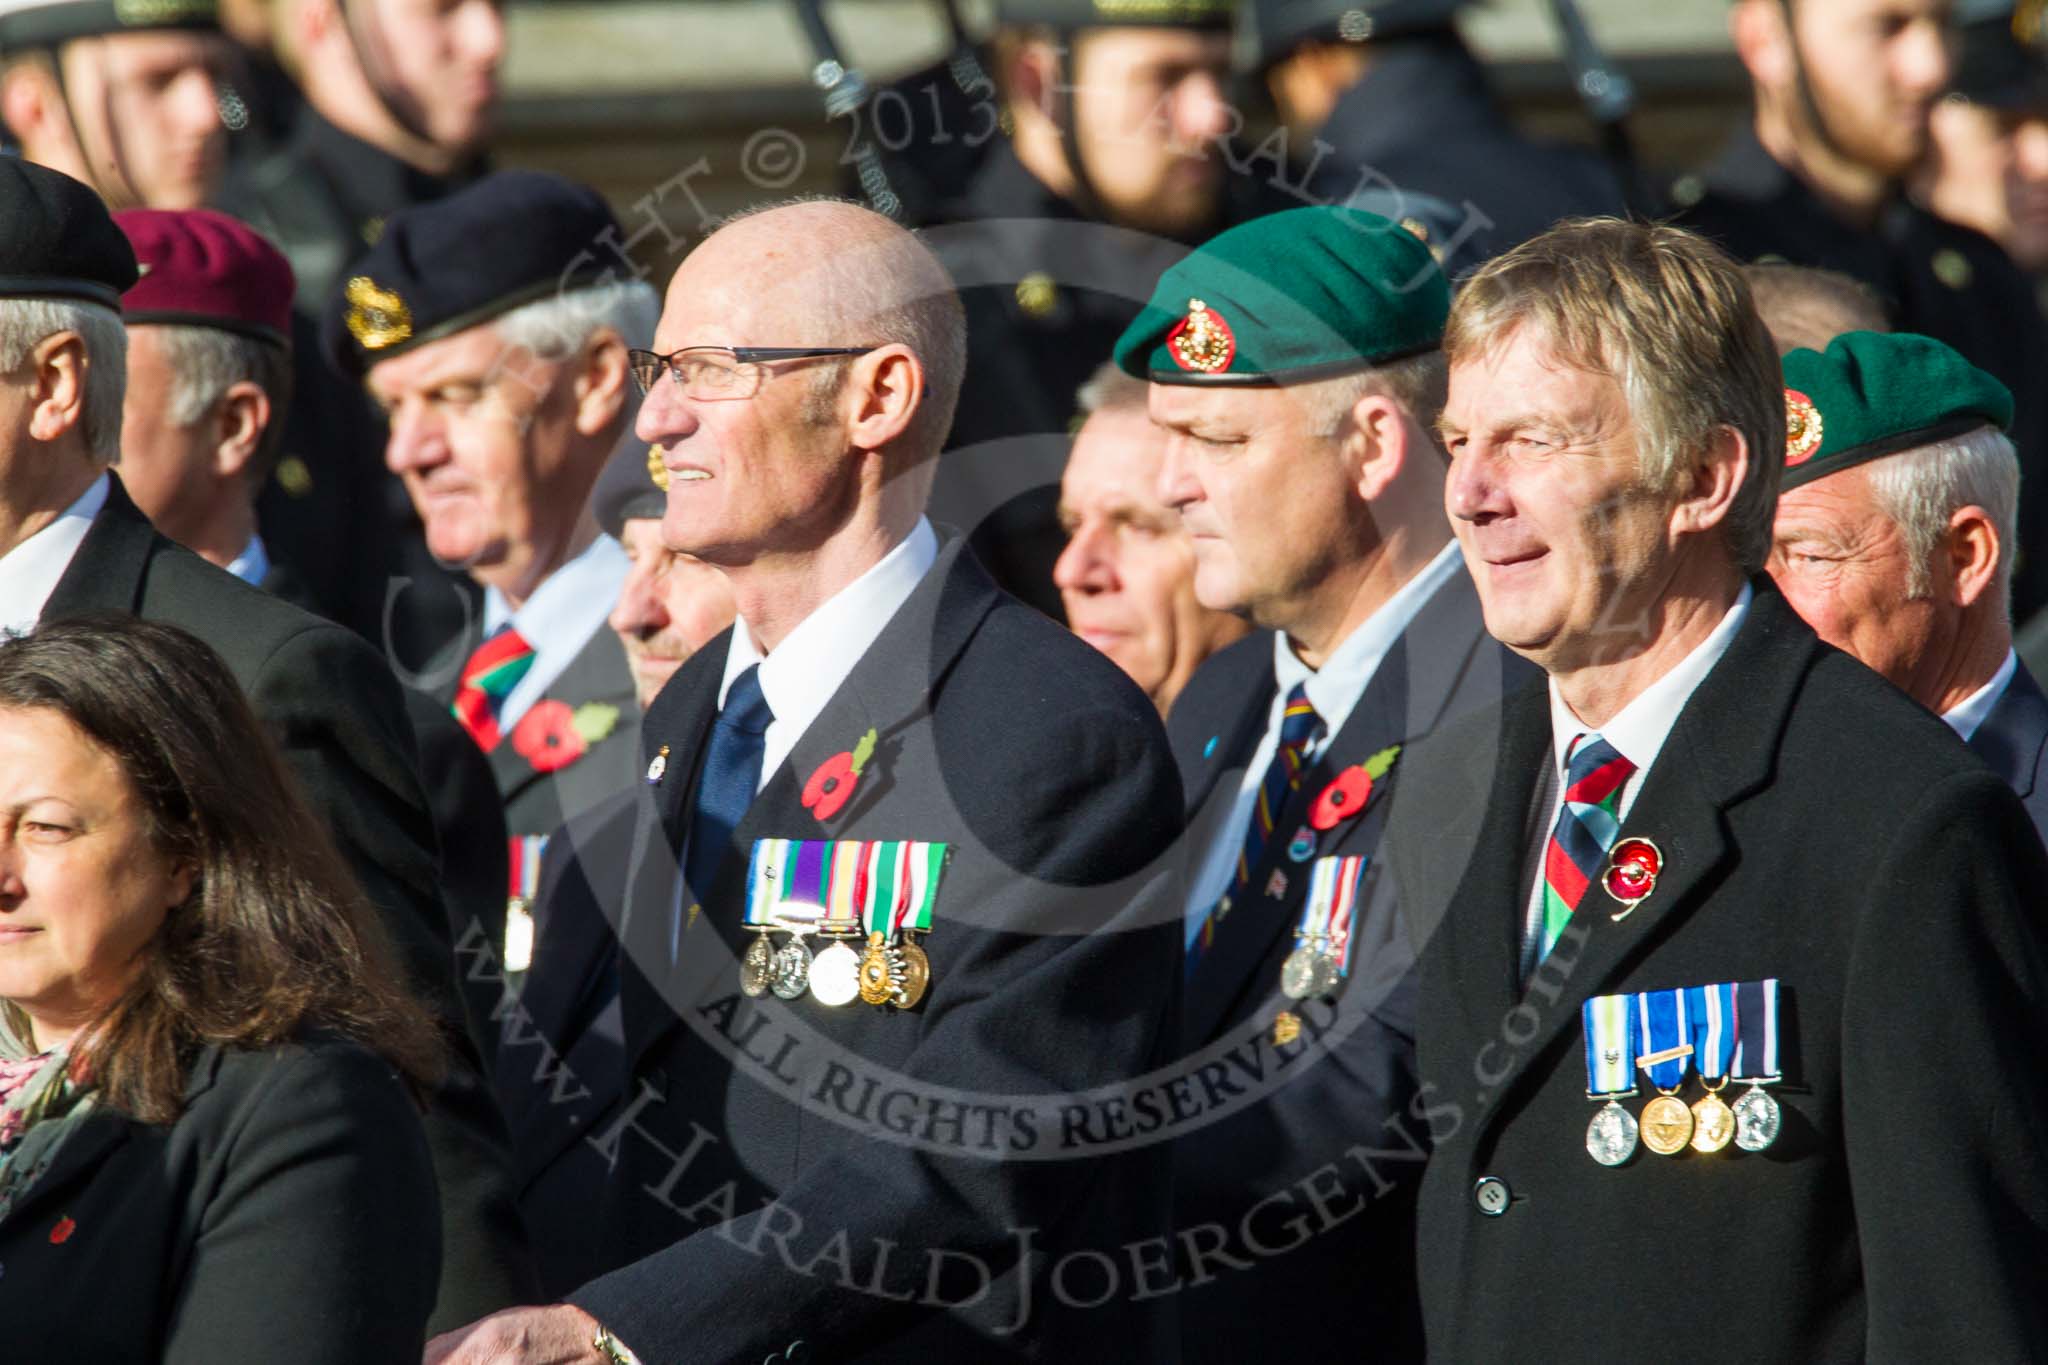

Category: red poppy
[1309, 767, 1373, 831]
[1603, 838, 1662, 902]
[49, 1216, 75, 1244]
[511, 700, 586, 774]
[804, 751, 859, 819]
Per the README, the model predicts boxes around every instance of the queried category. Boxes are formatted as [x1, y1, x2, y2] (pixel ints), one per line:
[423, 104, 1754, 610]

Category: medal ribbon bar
[1687, 982, 1737, 1084]
[1324, 855, 1366, 977]
[1731, 977, 1781, 1081]
[1582, 993, 1637, 1097]
[744, 838, 789, 928]
[1636, 988, 1691, 1090]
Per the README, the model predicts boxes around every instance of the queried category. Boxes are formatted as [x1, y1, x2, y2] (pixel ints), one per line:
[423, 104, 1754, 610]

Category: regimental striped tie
[1191, 682, 1323, 973]
[452, 625, 536, 751]
[1537, 733, 1637, 963]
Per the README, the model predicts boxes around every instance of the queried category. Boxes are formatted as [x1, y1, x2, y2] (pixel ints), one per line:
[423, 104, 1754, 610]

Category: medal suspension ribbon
[1324, 855, 1367, 978]
[1636, 988, 1691, 1090]
[1730, 978, 1781, 1082]
[1687, 982, 1736, 1088]
[1582, 992, 1637, 1097]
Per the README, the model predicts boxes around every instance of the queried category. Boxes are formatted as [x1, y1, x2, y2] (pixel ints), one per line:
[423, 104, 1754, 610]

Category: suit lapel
[1172, 636, 1277, 819]
[40, 474, 153, 619]
[1969, 661, 2048, 803]
[483, 625, 635, 807]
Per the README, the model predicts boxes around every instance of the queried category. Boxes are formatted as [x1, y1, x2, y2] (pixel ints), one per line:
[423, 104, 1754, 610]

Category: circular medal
[740, 933, 774, 997]
[769, 937, 813, 1000]
[858, 932, 895, 1006]
[808, 940, 861, 1007]
[1639, 1093, 1694, 1156]
[1732, 1085, 1782, 1152]
[1279, 945, 1320, 1000]
[1304, 949, 1340, 998]
[1585, 1099, 1639, 1166]
[891, 939, 931, 1010]
[1690, 1091, 1735, 1153]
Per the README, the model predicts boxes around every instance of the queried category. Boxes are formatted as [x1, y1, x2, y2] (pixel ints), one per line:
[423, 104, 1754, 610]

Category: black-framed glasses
[627, 345, 878, 401]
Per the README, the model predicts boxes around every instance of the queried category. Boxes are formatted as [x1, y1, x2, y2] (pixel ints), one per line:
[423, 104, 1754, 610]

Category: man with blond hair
[1393, 217, 2048, 1360]
[1770, 330, 2047, 840]
[428, 198, 1183, 1364]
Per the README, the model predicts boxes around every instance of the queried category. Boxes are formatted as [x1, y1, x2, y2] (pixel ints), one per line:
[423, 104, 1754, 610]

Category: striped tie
[1537, 733, 1637, 962]
[452, 625, 536, 751]
[1192, 683, 1323, 970]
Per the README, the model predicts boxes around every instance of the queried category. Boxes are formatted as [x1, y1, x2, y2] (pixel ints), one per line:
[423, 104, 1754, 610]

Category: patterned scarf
[0, 1014, 98, 1223]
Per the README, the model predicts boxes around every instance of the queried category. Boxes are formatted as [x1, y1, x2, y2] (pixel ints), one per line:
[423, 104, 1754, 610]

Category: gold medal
[891, 937, 930, 1010]
[1639, 1093, 1694, 1155]
[858, 931, 895, 1006]
[1690, 1088, 1735, 1154]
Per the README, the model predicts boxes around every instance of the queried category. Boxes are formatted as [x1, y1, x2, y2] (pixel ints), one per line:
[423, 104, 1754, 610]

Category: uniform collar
[1943, 648, 2018, 743]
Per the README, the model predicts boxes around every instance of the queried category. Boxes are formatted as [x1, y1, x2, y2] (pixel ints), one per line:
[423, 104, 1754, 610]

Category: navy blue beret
[321, 169, 625, 379]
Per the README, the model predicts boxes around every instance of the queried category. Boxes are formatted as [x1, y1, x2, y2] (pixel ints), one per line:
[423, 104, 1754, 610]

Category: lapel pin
[1203, 735, 1219, 760]
[646, 744, 669, 786]
[1265, 868, 1289, 899]
[1286, 825, 1316, 862]
[1603, 837, 1663, 921]
[48, 1216, 75, 1245]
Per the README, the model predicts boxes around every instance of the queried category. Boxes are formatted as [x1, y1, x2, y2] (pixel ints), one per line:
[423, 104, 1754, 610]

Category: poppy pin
[1308, 744, 1402, 832]
[1603, 837, 1664, 920]
[48, 1216, 75, 1245]
[804, 727, 878, 822]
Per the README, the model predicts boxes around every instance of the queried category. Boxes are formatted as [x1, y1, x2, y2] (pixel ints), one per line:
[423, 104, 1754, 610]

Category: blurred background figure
[1673, 0, 2048, 622]
[0, 615, 444, 1361]
[0, 0, 235, 211]
[595, 445, 737, 713]
[1743, 260, 1892, 351]
[1768, 331, 2047, 841]
[1053, 361, 1246, 716]
[323, 170, 651, 985]
[923, 0, 1243, 616]
[216, 0, 507, 672]
[1915, 0, 2048, 289]
[1248, 0, 1630, 249]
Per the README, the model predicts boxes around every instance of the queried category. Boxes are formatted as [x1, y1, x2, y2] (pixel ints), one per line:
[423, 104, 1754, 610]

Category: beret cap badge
[344, 275, 413, 351]
[1783, 388, 1823, 466]
[1167, 298, 1235, 374]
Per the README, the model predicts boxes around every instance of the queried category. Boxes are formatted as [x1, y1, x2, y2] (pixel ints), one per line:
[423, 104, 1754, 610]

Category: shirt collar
[721, 518, 940, 738]
[1548, 581, 1754, 776]
[484, 532, 628, 643]
[1273, 541, 1465, 734]
[0, 472, 107, 636]
[1942, 648, 2019, 743]
[225, 533, 269, 587]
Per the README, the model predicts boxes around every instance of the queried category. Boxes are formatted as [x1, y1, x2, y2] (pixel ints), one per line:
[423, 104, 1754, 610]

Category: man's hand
[424, 1304, 609, 1365]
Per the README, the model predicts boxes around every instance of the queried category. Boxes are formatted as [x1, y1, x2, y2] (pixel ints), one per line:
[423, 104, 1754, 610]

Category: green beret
[1779, 331, 2014, 491]
[1112, 205, 1448, 386]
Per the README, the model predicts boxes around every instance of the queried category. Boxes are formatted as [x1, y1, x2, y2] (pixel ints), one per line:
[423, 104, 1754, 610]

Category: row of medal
[739, 837, 949, 1012]
[1272, 855, 1367, 1045]
[1582, 979, 1785, 1166]
[502, 832, 549, 976]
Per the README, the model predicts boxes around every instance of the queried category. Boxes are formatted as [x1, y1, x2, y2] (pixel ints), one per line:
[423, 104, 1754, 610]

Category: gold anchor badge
[344, 276, 413, 351]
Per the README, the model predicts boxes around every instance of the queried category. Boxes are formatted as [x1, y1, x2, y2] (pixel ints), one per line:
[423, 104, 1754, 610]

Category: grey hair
[1295, 349, 1450, 440]
[493, 279, 662, 362]
[0, 298, 127, 463]
[1866, 423, 2019, 603]
[1075, 361, 1147, 419]
[146, 325, 295, 478]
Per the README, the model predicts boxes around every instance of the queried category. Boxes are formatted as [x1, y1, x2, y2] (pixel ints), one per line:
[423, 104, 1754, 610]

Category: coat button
[1473, 1176, 1511, 1217]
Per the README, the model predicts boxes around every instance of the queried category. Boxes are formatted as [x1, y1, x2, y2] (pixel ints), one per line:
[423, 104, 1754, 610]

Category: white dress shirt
[482, 532, 630, 729]
[0, 472, 107, 637]
[1519, 583, 1753, 964]
[224, 532, 270, 587]
[1184, 540, 1466, 948]
[718, 518, 940, 790]
[1941, 648, 2018, 743]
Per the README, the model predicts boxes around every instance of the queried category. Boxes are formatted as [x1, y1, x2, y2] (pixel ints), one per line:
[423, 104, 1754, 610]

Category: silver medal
[1279, 944, 1320, 1000]
[769, 936, 813, 1000]
[740, 933, 774, 997]
[1304, 948, 1340, 998]
[808, 940, 861, 1007]
[1585, 1099, 1639, 1166]
[1732, 1084, 1782, 1152]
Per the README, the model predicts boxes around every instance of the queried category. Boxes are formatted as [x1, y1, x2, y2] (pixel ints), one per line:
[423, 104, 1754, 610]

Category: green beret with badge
[1778, 331, 2015, 490]
[1112, 204, 1449, 385]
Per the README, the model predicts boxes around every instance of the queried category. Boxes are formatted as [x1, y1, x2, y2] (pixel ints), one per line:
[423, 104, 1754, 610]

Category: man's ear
[26, 331, 89, 446]
[1944, 504, 2003, 611]
[1342, 392, 1410, 504]
[211, 380, 271, 481]
[846, 343, 923, 452]
[1730, 0, 1793, 92]
[1, 60, 61, 150]
[1671, 424, 1750, 540]
[1005, 35, 1061, 124]
[572, 329, 631, 438]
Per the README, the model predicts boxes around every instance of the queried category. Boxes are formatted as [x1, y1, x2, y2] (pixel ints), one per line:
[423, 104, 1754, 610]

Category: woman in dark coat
[0, 615, 446, 1361]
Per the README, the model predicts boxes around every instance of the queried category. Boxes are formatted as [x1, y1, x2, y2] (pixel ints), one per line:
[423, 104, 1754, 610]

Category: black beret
[1246, 0, 1465, 68]
[0, 0, 217, 49]
[321, 169, 624, 379]
[0, 157, 137, 307]
[1949, 4, 2048, 111]
[590, 440, 669, 540]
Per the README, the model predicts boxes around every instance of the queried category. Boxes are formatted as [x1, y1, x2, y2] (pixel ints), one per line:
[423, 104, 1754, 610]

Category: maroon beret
[114, 208, 294, 347]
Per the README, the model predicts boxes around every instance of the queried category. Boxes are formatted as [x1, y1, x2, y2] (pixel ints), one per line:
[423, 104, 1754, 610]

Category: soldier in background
[216, 0, 506, 664]
[1673, 0, 2048, 621]
[1248, 0, 1628, 250]
[0, 0, 235, 210]
[1742, 260, 1891, 351]
[1914, 1, 2048, 286]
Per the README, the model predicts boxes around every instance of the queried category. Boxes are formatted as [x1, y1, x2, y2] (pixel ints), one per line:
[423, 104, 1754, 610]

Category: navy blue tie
[684, 665, 773, 909]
